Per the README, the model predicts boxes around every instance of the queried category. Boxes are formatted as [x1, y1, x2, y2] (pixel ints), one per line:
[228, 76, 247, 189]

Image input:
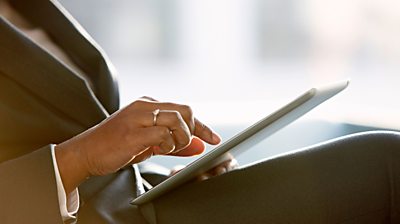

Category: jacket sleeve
[0, 145, 64, 224]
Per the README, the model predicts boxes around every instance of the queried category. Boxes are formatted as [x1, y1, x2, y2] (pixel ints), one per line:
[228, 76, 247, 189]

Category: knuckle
[140, 96, 156, 101]
[168, 111, 182, 124]
[164, 102, 176, 109]
[200, 122, 209, 131]
[197, 122, 212, 135]
[129, 100, 146, 109]
[171, 110, 181, 118]
[159, 127, 171, 139]
[179, 104, 193, 118]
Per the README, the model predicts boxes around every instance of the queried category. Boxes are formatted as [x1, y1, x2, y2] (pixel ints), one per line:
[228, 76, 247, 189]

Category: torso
[0, 0, 93, 88]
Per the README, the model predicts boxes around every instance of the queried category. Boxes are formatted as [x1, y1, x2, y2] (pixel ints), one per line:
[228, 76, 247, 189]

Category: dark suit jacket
[0, 0, 147, 223]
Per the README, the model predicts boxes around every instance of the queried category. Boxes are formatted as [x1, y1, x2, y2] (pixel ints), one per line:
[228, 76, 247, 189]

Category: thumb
[129, 136, 206, 164]
[170, 136, 206, 157]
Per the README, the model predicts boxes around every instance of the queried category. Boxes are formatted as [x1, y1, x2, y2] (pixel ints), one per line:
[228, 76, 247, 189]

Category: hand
[197, 157, 238, 181]
[170, 155, 238, 181]
[55, 98, 221, 194]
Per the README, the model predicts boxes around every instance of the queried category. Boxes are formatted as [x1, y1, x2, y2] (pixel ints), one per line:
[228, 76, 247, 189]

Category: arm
[51, 146, 79, 222]
[0, 145, 63, 224]
[0, 98, 222, 223]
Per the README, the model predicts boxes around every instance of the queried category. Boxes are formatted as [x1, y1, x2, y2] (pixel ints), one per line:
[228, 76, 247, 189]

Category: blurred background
[59, 0, 400, 168]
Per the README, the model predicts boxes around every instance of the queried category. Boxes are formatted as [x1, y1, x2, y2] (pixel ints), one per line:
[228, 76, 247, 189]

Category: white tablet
[131, 80, 350, 205]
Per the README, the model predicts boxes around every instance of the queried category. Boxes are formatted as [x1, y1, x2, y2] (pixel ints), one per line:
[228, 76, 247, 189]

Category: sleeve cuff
[51, 144, 80, 222]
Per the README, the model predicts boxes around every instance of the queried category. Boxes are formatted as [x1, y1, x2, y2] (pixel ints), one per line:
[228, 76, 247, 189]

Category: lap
[151, 131, 400, 224]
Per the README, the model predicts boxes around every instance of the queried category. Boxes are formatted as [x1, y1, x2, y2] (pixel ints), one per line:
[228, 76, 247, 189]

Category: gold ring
[152, 109, 160, 126]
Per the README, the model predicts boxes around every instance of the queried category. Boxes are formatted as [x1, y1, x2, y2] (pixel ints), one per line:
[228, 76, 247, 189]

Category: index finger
[194, 118, 221, 145]
[132, 100, 221, 145]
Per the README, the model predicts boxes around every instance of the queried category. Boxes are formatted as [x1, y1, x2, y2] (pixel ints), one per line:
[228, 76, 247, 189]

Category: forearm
[55, 138, 90, 195]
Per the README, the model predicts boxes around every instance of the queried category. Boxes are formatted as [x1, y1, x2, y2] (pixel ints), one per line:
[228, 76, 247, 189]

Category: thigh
[152, 131, 400, 224]
[77, 168, 148, 224]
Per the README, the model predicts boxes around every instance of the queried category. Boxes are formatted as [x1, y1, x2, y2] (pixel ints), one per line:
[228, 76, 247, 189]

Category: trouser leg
[152, 131, 400, 224]
[77, 168, 148, 224]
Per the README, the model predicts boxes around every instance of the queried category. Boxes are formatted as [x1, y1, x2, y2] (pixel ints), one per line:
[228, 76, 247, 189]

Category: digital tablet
[131, 80, 350, 205]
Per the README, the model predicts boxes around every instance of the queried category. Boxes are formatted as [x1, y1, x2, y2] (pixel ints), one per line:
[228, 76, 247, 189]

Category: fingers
[154, 110, 192, 150]
[130, 100, 221, 145]
[220, 158, 239, 172]
[197, 173, 212, 181]
[130, 150, 153, 164]
[132, 101, 196, 134]
[132, 126, 205, 158]
[196, 157, 239, 181]
[194, 118, 221, 145]
[134, 126, 176, 155]
[157, 103, 195, 135]
[213, 165, 227, 176]
[169, 136, 205, 157]
[170, 165, 186, 176]
[131, 110, 192, 151]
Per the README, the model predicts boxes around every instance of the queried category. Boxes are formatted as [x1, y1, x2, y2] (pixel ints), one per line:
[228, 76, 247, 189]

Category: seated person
[1, 0, 400, 223]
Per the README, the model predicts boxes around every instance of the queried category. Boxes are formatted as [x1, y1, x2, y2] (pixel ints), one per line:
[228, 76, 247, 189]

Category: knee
[353, 130, 400, 144]
[340, 130, 400, 154]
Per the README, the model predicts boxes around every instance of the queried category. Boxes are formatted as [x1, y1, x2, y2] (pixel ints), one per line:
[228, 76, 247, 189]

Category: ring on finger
[152, 109, 160, 126]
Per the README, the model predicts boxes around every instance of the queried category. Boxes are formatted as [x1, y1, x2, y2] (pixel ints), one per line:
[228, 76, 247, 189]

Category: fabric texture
[0, 145, 64, 223]
[152, 131, 400, 224]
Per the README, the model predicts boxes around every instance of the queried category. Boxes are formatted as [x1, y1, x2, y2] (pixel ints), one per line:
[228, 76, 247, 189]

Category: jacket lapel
[11, 0, 119, 111]
[1, 0, 121, 127]
[0, 16, 108, 128]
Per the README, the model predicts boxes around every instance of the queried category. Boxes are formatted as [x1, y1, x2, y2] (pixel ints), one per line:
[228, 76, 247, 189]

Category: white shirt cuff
[51, 145, 80, 222]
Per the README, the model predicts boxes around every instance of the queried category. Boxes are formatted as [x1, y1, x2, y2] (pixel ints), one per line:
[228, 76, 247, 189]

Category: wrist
[55, 140, 91, 194]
